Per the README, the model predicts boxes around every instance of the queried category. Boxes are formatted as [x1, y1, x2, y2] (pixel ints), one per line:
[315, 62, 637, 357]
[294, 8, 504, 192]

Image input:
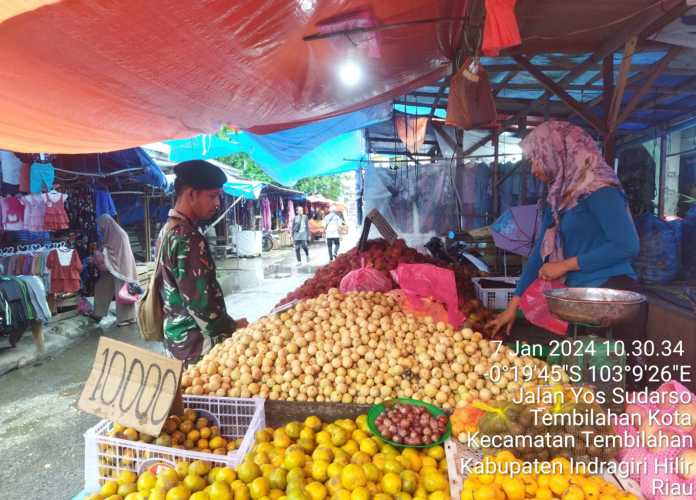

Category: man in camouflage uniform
[157, 160, 246, 363]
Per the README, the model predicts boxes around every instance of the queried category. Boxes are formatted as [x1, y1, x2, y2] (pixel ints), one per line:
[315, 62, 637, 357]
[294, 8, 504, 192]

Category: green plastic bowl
[367, 397, 451, 449]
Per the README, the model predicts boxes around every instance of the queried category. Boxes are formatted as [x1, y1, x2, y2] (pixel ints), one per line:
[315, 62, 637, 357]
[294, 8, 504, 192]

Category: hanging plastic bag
[339, 257, 393, 293]
[519, 278, 568, 335]
[445, 64, 496, 130]
[391, 263, 465, 328]
[116, 282, 140, 305]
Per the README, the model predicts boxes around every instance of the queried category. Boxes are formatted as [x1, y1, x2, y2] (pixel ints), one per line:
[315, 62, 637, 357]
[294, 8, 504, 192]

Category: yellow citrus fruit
[182, 474, 206, 492]
[190, 461, 212, 477]
[312, 446, 334, 463]
[166, 485, 192, 500]
[190, 492, 210, 500]
[327, 462, 343, 479]
[341, 464, 367, 490]
[268, 468, 287, 490]
[422, 470, 447, 493]
[249, 477, 271, 499]
[285, 422, 303, 439]
[305, 416, 322, 431]
[306, 481, 328, 500]
[100, 480, 119, 497]
[501, 477, 525, 500]
[535, 487, 553, 500]
[382, 472, 402, 495]
[311, 461, 330, 482]
[237, 462, 262, 483]
[421, 457, 438, 470]
[381, 445, 399, 457]
[473, 485, 496, 500]
[350, 486, 369, 500]
[428, 492, 447, 500]
[342, 440, 359, 456]
[582, 481, 600, 499]
[383, 458, 403, 475]
[401, 470, 418, 494]
[300, 427, 316, 440]
[359, 438, 379, 457]
[209, 480, 233, 500]
[316, 431, 331, 446]
[216, 468, 237, 484]
[284, 450, 307, 470]
[350, 452, 371, 465]
[355, 415, 369, 431]
[330, 428, 348, 447]
[461, 488, 474, 500]
[332, 489, 351, 500]
[426, 447, 444, 461]
[362, 463, 380, 482]
[269, 489, 284, 500]
[549, 475, 570, 496]
[562, 485, 585, 500]
[551, 457, 572, 475]
[118, 470, 138, 485]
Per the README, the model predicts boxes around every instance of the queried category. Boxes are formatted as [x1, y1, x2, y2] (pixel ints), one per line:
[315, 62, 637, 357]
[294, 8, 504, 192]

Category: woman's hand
[538, 257, 579, 281]
[486, 296, 520, 337]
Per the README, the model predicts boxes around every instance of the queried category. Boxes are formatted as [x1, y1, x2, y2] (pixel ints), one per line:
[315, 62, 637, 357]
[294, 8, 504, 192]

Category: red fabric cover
[0, 0, 464, 153]
[482, 0, 521, 56]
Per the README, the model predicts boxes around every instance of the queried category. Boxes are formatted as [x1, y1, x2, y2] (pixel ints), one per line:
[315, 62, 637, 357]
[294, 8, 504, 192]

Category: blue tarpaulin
[166, 103, 388, 185]
[56, 147, 167, 189]
[223, 179, 264, 200]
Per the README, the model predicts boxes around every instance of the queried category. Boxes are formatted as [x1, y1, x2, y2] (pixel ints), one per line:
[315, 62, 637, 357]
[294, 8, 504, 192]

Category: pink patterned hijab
[521, 120, 623, 263]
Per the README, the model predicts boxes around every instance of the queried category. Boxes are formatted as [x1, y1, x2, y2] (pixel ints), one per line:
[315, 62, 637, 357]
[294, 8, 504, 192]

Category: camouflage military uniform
[158, 210, 235, 362]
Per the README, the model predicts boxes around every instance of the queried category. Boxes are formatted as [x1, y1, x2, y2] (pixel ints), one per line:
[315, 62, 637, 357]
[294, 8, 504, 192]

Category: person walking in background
[323, 205, 344, 261]
[92, 214, 137, 327]
[292, 205, 309, 265]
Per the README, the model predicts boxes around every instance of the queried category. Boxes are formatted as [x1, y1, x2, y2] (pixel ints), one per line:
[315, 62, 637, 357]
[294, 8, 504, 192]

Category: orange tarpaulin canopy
[0, 1, 465, 153]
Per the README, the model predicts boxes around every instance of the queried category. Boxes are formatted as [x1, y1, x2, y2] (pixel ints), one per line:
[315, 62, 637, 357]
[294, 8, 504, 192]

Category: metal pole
[492, 131, 500, 218]
[658, 130, 667, 217]
[144, 192, 152, 261]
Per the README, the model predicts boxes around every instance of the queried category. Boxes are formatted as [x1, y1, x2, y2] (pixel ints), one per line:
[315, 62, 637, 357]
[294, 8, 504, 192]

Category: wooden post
[143, 193, 152, 261]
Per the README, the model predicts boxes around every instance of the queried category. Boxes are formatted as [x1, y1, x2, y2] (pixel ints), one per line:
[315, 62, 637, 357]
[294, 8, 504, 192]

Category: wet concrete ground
[0, 241, 335, 499]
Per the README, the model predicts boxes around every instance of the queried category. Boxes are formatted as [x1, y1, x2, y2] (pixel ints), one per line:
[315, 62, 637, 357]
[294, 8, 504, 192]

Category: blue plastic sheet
[166, 104, 388, 185]
[223, 180, 264, 200]
[56, 148, 166, 189]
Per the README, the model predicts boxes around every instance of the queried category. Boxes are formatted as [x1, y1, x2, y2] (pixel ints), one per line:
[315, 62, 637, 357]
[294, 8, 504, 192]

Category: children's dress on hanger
[47, 248, 82, 293]
[19, 194, 46, 232]
[1, 196, 25, 230]
[43, 191, 70, 230]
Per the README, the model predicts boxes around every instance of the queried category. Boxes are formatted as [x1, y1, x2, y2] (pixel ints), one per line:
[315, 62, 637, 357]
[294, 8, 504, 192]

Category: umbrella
[490, 204, 543, 257]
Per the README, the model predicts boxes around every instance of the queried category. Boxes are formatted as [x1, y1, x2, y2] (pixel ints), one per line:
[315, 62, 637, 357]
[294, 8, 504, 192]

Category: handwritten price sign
[78, 337, 183, 436]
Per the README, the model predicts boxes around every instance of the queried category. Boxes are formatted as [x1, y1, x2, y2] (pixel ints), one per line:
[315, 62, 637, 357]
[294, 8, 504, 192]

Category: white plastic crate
[472, 276, 519, 310]
[83, 396, 264, 493]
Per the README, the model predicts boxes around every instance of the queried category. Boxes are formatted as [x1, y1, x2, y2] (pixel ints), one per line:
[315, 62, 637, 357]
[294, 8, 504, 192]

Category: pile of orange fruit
[461, 452, 640, 500]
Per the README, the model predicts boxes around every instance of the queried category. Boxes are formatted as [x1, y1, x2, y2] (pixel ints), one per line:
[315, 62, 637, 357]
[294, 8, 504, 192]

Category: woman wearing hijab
[92, 214, 138, 326]
[488, 121, 641, 337]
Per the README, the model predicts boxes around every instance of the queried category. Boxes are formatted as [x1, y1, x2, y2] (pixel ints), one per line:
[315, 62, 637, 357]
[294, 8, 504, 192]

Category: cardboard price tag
[78, 337, 183, 436]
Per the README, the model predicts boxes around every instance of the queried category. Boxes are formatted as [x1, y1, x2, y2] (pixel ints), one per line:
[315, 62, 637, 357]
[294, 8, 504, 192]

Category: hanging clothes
[261, 197, 272, 231]
[16, 276, 51, 322]
[43, 191, 70, 230]
[19, 194, 47, 232]
[95, 188, 117, 217]
[19, 162, 31, 193]
[29, 161, 55, 193]
[1, 195, 25, 230]
[47, 248, 83, 293]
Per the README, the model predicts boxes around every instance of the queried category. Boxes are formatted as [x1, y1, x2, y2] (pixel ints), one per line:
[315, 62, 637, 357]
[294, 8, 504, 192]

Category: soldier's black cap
[173, 160, 227, 190]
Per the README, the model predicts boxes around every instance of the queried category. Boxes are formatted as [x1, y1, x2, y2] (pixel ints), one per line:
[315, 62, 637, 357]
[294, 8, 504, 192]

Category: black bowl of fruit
[367, 398, 451, 448]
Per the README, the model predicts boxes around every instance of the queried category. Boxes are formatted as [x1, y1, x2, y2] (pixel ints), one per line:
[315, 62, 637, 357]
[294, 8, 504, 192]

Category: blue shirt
[515, 186, 640, 296]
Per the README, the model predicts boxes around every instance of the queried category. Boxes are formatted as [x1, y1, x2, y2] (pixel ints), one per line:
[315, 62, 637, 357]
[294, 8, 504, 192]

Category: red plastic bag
[391, 263, 465, 328]
[388, 289, 450, 325]
[339, 258, 393, 293]
[482, 0, 522, 56]
[519, 278, 568, 335]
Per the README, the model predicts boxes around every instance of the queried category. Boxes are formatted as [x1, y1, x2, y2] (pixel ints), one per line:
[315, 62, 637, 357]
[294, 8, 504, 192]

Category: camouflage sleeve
[168, 230, 236, 337]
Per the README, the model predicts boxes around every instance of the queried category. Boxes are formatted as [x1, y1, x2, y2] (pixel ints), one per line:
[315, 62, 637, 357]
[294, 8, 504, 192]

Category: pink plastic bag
[391, 263, 465, 328]
[339, 258, 392, 293]
[519, 278, 568, 335]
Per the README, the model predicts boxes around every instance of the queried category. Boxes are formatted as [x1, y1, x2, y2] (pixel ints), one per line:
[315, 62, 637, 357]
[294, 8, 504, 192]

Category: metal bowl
[544, 288, 646, 327]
